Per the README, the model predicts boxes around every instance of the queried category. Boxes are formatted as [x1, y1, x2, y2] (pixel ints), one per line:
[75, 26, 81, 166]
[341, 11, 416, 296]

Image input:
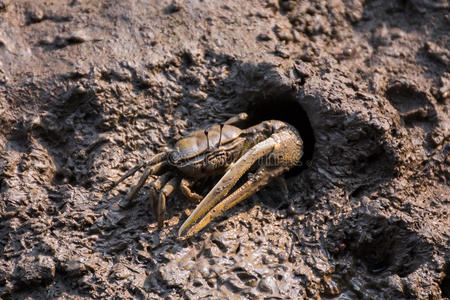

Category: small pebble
[159, 262, 190, 288]
[342, 48, 355, 57]
[262, 255, 275, 265]
[274, 25, 293, 42]
[207, 277, 217, 287]
[28, 8, 45, 23]
[275, 44, 289, 58]
[295, 215, 304, 223]
[287, 204, 297, 215]
[390, 28, 404, 40]
[166, 0, 183, 13]
[440, 87, 449, 100]
[64, 259, 87, 277]
[278, 252, 288, 263]
[258, 276, 277, 293]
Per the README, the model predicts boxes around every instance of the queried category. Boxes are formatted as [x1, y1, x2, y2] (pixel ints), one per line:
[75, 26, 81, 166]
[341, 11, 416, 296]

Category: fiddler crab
[110, 113, 303, 238]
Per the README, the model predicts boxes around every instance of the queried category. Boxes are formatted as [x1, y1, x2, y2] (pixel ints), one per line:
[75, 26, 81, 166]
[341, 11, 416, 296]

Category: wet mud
[0, 0, 449, 299]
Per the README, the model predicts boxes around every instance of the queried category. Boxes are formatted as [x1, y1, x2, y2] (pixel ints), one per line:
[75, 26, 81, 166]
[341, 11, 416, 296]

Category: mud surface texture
[1, 0, 449, 299]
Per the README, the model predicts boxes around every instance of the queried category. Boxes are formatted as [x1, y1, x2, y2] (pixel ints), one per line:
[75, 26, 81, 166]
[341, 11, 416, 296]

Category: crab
[110, 113, 303, 238]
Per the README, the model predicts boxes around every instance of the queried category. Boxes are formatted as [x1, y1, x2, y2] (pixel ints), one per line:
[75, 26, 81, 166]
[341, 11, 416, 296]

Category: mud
[0, 0, 449, 299]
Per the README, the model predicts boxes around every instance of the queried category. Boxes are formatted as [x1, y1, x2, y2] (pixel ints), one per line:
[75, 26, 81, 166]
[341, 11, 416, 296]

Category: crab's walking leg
[178, 137, 277, 237]
[149, 172, 172, 212]
[109, 161, 146, 190]
[125, 161, 167, 201]
[183, 166, 288, 238]
[157, 177, 179, 228]
[110, 152, 167, 190]
[180, 178, 203, 204]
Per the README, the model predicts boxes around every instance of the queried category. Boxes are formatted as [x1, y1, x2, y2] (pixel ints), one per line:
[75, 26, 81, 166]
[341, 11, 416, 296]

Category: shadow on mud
[385, 80, 438, 132]
[4, 84, 107, 189]
[326, 213, 433, 278]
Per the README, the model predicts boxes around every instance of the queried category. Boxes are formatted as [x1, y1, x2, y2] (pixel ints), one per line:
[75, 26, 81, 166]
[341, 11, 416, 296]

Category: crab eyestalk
[204, 129, 210, 151]
[217, 123, 224, 147]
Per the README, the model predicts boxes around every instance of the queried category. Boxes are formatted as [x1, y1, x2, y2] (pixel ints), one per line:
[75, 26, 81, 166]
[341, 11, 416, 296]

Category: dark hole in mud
[327, 214, 433, 277]
[52, 166, 76, 186]
[350, 185, 367, 199]
[385, 84, 429, 114]
[193, 281, 203, 287]
[244, 92, 315, 177]
[277, 202, 290, 210]
[358, 236, 393, 274]
[441, 263, 450, 298]
[53, 171, 66, 185]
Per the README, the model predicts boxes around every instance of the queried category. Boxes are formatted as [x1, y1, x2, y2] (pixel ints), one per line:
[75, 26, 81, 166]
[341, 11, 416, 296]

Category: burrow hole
[242, 91, 315, 177]
[348, 217, 433, 277]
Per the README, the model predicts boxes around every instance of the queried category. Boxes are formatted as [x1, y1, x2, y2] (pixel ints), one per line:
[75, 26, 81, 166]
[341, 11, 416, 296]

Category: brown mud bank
[0, 0, 449, 299]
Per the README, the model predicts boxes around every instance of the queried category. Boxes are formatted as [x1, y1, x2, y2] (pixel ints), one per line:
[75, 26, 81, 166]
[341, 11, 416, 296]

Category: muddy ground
[0, 0, 449, 299]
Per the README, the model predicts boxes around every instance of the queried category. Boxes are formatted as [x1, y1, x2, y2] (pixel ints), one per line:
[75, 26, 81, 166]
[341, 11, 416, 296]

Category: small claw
[224, 112, 248, 125]
[179, 178, 203, 204]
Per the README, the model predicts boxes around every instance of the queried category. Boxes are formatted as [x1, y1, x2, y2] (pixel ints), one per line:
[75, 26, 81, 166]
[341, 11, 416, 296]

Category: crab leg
[109, 152, 167, 189]
[156, 177, 180, 227]
[179, 178, 203, 204]
[178, 136, 278, 237]
[182, 165, 288, 238]
[125, 161, 167, 201]
[149, 172, 172, 212]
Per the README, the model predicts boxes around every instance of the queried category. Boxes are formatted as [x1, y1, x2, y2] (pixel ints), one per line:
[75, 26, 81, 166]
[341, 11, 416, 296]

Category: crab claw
[178, 129, 303, 238]
[224, 112, 248, 125]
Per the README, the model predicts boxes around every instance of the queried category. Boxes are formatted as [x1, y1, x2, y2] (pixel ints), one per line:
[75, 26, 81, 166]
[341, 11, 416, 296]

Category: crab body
[111, 113, 303, 238]
[169, 124, 246, 179]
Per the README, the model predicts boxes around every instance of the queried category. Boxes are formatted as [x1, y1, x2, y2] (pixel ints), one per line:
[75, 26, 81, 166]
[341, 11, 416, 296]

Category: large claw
[178, 129, 303, 238]
[178, 137, 276, 237]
